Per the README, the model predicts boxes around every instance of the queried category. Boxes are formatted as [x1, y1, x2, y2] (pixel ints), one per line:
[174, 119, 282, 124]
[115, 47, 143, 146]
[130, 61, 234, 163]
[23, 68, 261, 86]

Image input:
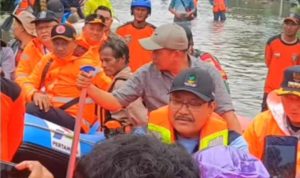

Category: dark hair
[101, 38, 130, 64]
[75, 134, 199, 178]
[84, 14, 106, 25]
[95, 5, 112, 17]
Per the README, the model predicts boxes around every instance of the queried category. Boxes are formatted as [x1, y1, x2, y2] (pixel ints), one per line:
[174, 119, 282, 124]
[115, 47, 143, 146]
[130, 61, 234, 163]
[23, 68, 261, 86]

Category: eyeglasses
[170, 97, 206, 110]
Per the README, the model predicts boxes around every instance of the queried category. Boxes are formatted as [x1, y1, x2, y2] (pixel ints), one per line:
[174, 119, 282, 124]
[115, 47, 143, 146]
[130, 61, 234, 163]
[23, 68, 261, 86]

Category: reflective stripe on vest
[16, 73, 29, 79]
[148, 123, 172, 144]
[52, 96, 94, 104]
[148, 124, 228, 150]
[52, 97, 94, 132]
[199, 129, 228, 150]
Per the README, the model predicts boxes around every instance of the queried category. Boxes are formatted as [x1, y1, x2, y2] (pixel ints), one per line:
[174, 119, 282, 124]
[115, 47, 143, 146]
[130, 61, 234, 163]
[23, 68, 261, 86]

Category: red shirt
[264, 35, 300, 93]
[116, 22, 155, 72]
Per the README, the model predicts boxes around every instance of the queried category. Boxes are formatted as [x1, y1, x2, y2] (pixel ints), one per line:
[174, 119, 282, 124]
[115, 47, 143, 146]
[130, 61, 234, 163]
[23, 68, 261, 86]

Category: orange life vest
[148, 106, 228, 151]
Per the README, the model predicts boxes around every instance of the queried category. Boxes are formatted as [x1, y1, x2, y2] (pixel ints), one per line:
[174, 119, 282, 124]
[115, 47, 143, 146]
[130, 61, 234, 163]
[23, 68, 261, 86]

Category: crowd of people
[0, 0, 300, 177]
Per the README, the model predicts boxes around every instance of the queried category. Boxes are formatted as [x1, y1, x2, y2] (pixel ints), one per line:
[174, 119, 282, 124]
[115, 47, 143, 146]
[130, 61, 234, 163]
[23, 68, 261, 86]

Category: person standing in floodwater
[209, 0, 227, 21]
[169, 0, 196, 29]
[261, 13, 300, 111]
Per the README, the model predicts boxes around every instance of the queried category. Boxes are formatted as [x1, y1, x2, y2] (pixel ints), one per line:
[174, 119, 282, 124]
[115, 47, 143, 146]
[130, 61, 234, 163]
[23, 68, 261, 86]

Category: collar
[280, 33, 299, 45]
[114, 66, 131, 79]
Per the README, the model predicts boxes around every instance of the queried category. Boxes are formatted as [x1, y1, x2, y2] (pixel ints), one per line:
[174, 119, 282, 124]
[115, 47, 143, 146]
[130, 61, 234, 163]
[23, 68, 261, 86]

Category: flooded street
[112, 0, 291, 119]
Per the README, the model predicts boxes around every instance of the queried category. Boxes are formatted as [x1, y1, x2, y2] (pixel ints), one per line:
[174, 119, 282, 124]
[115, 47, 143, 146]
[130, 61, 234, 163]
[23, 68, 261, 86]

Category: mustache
[174, 115, 194, 122]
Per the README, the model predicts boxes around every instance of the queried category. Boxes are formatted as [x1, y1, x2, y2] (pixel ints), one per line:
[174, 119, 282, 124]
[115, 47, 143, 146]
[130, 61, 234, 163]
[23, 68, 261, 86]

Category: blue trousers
[213, 12, 226, 21]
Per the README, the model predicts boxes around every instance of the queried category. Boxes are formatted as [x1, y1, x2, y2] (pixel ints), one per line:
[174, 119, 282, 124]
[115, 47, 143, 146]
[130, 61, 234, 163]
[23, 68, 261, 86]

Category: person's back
[75, 134, 199, 178]
[1, 74, 25, 161]
[209, 0, 227, 21]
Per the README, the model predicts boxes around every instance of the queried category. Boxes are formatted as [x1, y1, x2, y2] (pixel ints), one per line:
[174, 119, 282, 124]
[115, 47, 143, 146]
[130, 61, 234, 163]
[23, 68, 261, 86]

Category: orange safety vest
[1, 78, 25, 161]
[15, 38, 46, 88]
[116, 22, 155, 72]
[213, 0, 227, 12]
[148, 106, 228, 151]
[243, 90, 300, 173]
[22, 53, 111, 133]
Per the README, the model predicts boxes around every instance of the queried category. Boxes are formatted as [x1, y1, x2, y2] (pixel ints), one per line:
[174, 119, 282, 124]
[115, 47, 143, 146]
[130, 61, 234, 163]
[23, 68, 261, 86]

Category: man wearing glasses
[148, 67, 248, 154]
[77, 23, 241, 134]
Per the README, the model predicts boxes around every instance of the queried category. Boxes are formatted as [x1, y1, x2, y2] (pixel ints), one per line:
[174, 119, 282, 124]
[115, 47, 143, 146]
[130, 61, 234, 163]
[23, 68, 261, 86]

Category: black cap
[284, 12, 300, 25]
[47, 0, 64, 19]
[277, 66, 300, 97]
[51, 24, 76, 41]
[170, 67, 215, 102]
[31, 11, 59, 23]
[84, 14, 105, 26]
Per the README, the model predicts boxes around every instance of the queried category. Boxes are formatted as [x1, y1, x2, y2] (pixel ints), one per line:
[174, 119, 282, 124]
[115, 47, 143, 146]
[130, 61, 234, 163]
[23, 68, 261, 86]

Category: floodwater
[112, 0, 293, 119]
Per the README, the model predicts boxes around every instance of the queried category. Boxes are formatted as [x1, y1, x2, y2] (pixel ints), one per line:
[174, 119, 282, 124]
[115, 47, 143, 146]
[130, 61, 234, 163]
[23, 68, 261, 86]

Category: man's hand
[77, 71, 93, 89]
[33, 92, 52, 112]
[15, 161, 54, 178]
[186, 11, 194, 18]
[175, 12, 184, 19]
